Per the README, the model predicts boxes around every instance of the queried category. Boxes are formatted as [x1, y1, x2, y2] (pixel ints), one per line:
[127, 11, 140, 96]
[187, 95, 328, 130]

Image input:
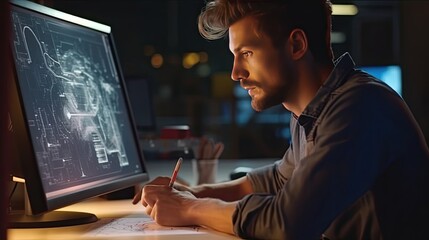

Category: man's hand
[132, 176, 192, 206]
[132, 177, 199, 226]
[140, 184, 198, 226]
[134, 181, 237, 234]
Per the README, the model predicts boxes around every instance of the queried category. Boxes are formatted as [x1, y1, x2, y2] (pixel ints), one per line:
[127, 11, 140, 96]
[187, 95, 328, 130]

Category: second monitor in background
[359, 65, 402, 96]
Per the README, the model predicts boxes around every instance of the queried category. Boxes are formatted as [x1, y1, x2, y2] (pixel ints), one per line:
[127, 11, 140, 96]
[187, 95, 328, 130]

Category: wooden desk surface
[8, 198, 239, 240]
[8, 159, 278, 240]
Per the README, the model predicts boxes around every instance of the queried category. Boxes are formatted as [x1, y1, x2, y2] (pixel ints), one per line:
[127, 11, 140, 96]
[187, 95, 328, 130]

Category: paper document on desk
[85, 217, 204, 236]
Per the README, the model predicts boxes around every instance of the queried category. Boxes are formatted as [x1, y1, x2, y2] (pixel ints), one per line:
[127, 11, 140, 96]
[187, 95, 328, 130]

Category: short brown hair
[198, 0, 333, 64]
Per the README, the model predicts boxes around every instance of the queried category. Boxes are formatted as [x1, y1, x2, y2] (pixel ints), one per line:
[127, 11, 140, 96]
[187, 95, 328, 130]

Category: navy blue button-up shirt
[233, 53, 429, 239]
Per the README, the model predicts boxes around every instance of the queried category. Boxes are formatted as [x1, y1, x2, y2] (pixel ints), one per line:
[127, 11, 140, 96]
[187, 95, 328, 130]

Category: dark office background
[36, 0, 429, 159]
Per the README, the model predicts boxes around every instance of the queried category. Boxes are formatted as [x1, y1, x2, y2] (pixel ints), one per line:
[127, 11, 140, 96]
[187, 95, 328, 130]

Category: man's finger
[132, 187, 142, 205]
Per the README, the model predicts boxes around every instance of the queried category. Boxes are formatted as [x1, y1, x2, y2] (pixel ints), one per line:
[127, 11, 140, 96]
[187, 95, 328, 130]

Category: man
[133, 0, 429, 239]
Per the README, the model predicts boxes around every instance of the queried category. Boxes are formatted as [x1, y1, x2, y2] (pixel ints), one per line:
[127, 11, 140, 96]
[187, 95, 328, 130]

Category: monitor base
[8, 210, 98, 228]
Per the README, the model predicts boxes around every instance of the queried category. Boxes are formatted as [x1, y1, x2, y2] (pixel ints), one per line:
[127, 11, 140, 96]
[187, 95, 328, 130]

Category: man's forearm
[191, 176, 253, 201]
[188, 198, 238, 235]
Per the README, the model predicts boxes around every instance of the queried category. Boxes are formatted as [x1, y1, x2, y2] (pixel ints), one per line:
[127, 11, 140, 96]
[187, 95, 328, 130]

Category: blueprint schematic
[10, 6, 141, 196]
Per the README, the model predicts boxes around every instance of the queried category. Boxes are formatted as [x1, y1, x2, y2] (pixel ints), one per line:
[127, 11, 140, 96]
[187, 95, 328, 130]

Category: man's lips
[243, 86, 256, 96]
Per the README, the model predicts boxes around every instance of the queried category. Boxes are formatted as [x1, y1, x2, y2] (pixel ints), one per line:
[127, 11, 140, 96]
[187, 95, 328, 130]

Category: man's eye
[242, 51, 251, 57]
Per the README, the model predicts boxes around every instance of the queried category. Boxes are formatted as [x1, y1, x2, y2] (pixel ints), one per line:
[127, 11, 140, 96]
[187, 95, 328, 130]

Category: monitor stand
[8, 180, 98, 228]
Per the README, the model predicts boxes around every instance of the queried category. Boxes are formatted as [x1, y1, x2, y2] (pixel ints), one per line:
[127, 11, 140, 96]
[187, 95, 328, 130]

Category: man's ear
[287, 29, 308, 60]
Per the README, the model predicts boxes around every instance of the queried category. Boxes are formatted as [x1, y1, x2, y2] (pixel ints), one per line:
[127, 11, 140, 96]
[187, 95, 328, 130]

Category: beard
[246, 57, 297, 112]
[250, 83, 290, 112]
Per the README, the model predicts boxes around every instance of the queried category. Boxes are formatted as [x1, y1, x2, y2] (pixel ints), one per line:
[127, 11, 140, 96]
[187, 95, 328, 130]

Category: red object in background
[155, 125, 195, 160]
[160, 125, 193, 139]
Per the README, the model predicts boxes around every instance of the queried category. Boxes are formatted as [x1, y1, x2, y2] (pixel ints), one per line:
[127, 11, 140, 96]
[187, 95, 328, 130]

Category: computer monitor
[8, 0, 149, 228]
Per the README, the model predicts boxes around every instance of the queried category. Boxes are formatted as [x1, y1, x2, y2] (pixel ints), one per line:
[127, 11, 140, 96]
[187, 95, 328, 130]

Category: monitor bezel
[9, 0, 149, 215]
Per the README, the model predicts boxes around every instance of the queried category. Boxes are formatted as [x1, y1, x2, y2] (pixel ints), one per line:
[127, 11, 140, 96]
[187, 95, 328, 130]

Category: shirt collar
[297, 52, 356, 130]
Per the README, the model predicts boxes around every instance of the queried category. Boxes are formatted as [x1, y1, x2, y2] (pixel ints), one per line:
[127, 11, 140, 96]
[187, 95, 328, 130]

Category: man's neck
[283, 62, 334, 117]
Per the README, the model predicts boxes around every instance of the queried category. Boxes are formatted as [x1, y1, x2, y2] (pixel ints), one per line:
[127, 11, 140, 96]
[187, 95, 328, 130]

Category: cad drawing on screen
[11, 9, 137, 198]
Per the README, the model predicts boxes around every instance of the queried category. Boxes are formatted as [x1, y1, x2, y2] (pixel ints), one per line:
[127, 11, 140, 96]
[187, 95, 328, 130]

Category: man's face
[229, 16, 296, 112]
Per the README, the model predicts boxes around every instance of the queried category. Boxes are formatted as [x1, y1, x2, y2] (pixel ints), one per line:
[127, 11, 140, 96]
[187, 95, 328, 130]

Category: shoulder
[327, 70, 404, 116]
[315, 70, 410, 138]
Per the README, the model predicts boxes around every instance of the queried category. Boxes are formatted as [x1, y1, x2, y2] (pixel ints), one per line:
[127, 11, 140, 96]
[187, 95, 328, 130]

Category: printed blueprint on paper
[85, 217, 204, 237]
[10, 7, 141, 195]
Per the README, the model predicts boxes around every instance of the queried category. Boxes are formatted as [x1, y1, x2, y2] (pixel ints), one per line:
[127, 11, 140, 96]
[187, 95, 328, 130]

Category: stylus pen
[168, 157, 183, 188]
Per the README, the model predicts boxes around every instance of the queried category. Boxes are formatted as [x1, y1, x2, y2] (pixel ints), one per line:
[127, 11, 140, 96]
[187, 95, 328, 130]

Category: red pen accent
[168, 157, 183, 188]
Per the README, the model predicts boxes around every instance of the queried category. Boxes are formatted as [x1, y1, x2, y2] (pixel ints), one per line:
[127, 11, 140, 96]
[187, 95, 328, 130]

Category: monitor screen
[8, 0, 149, 227]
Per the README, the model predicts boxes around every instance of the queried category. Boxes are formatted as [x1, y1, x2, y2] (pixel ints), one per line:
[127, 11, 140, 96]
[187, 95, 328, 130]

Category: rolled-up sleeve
[233, 148, 296, 238]
[247, 149, 294, 194]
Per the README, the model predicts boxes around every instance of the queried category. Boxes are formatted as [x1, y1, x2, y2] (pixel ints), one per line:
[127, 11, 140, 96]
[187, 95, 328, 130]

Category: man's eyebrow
[232, 45, 244, 53]
[231, 42, 258, 53]
[231, 36, 264, 53]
